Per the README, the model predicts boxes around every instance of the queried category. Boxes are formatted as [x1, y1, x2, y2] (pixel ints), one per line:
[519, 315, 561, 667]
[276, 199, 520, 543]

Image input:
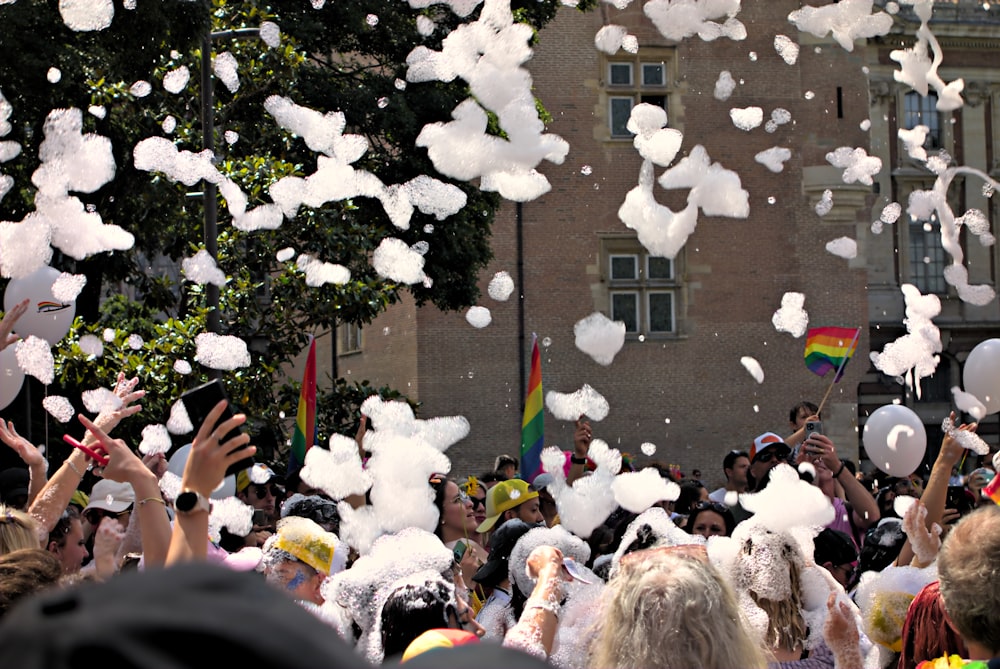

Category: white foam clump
[741, 356, 764, 384]
[162, 116, 176, 134]
[545, 384, 609, 422]
[957, 209, 994, 247]
[173, 359, 192, 375]
[826, 146, 882, 185]
[774, 34, 799, 64]
[297, 254, 351, 287]
[139, 424, 172, 455]
[361, 395, 469, 453]
[870, 284, 942, 396]
[15, 336, 54, 385]
[612, 468, 680, 513]
[405, 0, 569, 202]
[301, 433, 373, 500]
[574, 311, 625, 366]
[42, 395, 75, 423]
[739, 463, 834, 531]
[81, 387, 122, 414]
[899, 125, 929, 162]
[951, 386, 987, 421]
[714, 70, 736, 100]
[787, 1, 893, 52]
[942, 414, 989, 455]
[826, 237, 857, 260]
[259, 21, 281, 47]
[0, 219, 52, 279]
[78, 334, 103, 357]
[182, 249, 227, 287]
[880, 202, 902, 224]
[815, 189, 834, 216]
[208, 496, 253, 543]
[620, 146, 749, 260]
[88, 105, 106, 119]
[628, 103, 683, 167]
[224, 131, 238, 145]
[47, 68, 62, 84]
[772, 291, 809, 337]
[213, 52, 240, 93]
[889, 5, 965, 112]
[166, 399, 194, 435]
[465, 306, 491, 328]
[371, 238, 427, 285]
[487, 271, 514, 301]
[401, 175, 467, 222]
[641, 442, 656, 456]
[129, 81, 151, 97]
[541, 440, 621, 539]
[415, 15, 435, 36]
[134, 137, 219, 187]
[163, 66, 190, 94]
[51, 272, 86, 301]
[755, 147, 791, 173]
[58, 0, 114, 31]
[276, 247, 296, 262]
[194, 332, 251, 370]
[730, 106, 763, 131]
[645, 0, 746, 42]
[860, 119, 872, 131]
[595, 24, 628, 54]
[127, 334, 144, 350]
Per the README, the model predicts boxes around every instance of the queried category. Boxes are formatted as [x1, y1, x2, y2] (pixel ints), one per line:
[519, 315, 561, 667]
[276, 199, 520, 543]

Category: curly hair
[588, 548, 767, 669]
[0, 505, 40, 556]
[938, 505, 1000, 654]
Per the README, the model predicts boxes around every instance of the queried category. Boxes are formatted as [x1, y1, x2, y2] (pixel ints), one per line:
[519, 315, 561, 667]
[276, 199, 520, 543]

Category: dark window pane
[610, 255, 637, 280]
[647, 256, 673, 280]
[903, 91, 940, 149]
[642, 63, 665, 86]
[640, 95, 667, 114]
[908, 220, 946, 294]
[609, 63, 632, 86]
[610, 97, 634, 137]
[648, 292, 674, 332]
[611, 293, 639, 332]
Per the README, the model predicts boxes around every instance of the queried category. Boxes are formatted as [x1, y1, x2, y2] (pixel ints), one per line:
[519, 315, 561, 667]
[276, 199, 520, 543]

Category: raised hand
[184, 400, 254, 497]
[87, 373, 145, 440]
[901, 500, 942, 567]
[0, 420, 45, 470]
[0, 298, 29, 352]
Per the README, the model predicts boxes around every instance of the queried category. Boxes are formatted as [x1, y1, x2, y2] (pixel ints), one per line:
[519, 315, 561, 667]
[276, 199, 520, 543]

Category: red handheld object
[62, 434, 109, 466]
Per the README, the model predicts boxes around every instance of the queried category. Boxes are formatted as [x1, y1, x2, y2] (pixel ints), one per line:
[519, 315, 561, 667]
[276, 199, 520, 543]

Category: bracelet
[524, 596, 560, 618]
[65, 459, 85, 478]
[833, 462, 847, 479]
[138, 497, 166, 507]
[570, 455, 587, 465]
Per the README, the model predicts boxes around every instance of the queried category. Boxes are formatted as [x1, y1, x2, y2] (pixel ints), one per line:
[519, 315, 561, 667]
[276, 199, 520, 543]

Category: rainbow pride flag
[983, 474, 1000, 506]
[521, 334, 544, 481]
[288, 336, 317, 475]
[804, 326, 861, 382]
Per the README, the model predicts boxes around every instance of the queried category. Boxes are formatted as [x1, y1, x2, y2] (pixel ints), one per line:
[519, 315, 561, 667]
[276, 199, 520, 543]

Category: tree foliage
[0, 0, 581, 462]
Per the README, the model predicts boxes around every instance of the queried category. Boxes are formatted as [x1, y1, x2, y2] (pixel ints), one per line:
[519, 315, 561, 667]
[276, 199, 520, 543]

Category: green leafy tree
[0, 0, 587, 464]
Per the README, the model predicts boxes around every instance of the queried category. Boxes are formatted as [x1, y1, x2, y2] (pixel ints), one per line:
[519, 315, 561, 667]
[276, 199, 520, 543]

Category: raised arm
[0, 420, 48, 506]
[812, 433, 880, 530]
[0, 298, 29, 352]
[166, 400, 254, 565]
[567, 417, 592, 486]
[503, 545, 564, 659]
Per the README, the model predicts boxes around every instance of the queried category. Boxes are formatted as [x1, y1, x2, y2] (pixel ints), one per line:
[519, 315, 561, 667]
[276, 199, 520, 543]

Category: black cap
[813, 528, 857, 566]
[0, 563, 369, 669]
[0, 468, 29, 506]
[472, 519, 533, 587]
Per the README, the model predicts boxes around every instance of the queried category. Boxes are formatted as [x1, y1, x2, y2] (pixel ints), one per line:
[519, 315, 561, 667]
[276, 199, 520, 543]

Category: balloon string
[44, 384, 50, 469]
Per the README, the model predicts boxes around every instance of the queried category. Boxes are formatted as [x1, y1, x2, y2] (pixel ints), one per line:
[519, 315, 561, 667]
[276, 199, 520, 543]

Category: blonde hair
[588, 548, 768, 669]
[750, 555, 809, 653]
[0, 505, 41, 556]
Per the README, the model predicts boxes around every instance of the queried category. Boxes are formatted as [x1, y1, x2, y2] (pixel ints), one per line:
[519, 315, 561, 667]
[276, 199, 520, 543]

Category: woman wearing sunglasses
[683, 500, 736, 538]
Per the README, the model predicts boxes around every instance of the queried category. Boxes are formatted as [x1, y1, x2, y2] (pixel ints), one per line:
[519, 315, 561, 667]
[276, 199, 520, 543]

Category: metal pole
[200, 30, 220, 338]
[516, 202, 526, 407]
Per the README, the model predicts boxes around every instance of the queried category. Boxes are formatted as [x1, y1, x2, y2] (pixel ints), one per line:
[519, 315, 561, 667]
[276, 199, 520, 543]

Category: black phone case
[178, 379, 254, 479]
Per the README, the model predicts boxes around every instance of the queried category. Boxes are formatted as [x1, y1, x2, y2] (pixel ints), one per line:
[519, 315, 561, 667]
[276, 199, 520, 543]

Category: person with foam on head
[260, 515, 346, 607]
[236, 463, 284, 548]
[748, 432, 792, 492]
[476, 479, 543, 536]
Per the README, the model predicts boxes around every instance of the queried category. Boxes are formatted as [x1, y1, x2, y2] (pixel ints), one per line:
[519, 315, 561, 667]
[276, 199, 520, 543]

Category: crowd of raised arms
[1, 304, 1000, 669]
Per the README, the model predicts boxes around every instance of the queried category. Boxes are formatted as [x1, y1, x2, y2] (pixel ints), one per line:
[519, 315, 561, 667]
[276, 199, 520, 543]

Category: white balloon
[963, 338, 1000, 415]
[0, 346, 24, 410]
[863, 404, 927, 476]
[166, 443, 236, 499]
[3, 266, 76, 345]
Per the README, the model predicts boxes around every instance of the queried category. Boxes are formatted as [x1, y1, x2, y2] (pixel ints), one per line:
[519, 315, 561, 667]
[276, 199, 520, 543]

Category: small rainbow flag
[804, 326, 861, 382]
[521, 334, 544, 481]
[983, 473, 1000, 506]
[288, 336, 317, 475]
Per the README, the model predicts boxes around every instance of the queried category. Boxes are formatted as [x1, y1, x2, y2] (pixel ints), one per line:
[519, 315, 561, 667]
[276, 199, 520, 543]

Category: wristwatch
[175, 489, 211, 515]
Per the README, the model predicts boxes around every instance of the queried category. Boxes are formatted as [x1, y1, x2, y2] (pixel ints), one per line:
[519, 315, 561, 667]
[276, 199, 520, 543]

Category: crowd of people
[0, 304, 999, 669]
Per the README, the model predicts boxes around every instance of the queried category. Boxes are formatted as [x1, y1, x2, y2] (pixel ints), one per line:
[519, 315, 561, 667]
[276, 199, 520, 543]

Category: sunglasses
[754, 450, 786, 464]
[85, 507, 130, 524]
[460, 492, 486, 510]
[691, 500, 729, 515]
[252, 484, 282, 498]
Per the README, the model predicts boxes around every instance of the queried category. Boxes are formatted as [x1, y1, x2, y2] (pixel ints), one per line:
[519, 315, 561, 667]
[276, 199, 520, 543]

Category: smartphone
[452, 540, 468, 563]
[946, 486, 974, 516]
[804, 421, 823, 451]
[179, 379, 253, 478]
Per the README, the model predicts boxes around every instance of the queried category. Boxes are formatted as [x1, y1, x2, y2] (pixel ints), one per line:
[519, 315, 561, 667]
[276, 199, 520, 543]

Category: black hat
[0, 563, 368, 669]
[0, 468, 29, 506]
[813, 528, 857, 566]
[472, 519, 533, 587]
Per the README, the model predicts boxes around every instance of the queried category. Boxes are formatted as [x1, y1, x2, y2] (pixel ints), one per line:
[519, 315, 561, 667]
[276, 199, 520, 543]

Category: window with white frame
[902, 91, 942, 149]
[340, 322, 363, 354]
[605, 56, 671, 139]
[606, 249, 679, 335]
[908, 217, 947, 294]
